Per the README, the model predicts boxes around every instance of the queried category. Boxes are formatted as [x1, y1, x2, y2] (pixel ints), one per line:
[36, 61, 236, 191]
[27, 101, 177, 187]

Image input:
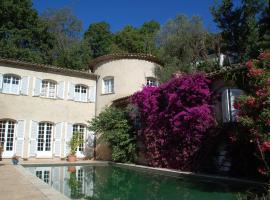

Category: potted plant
[68, 131, 83, 162]
[11, 154, 19, 165]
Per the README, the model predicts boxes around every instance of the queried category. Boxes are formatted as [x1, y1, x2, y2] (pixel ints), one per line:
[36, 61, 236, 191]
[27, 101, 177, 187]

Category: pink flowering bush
[130, 73, 215, 170]
[235, 51, 270, 177]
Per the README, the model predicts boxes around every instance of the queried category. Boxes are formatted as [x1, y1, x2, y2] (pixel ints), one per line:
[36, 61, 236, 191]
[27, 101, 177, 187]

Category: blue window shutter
[0, 73, 3, 92]
[88, 86, 96, 102]
[68, 83, 75, 100]
[65, 123, 73, 156]
[33, 78, 41, 96]
[20, 76, 29, 95]
[16, 120, 25, 157]
[222, 89, 230, 123]
[57, 81, 65, 99]
[29, 120, 38, 157]
[54, 122, 63, 157]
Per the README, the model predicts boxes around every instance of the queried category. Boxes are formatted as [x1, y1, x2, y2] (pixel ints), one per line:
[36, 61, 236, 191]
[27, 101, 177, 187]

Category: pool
[24, 164, 257, 200]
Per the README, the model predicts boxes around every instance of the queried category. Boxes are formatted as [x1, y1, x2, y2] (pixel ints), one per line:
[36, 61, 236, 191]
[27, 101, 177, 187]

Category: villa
[0, 53, 162, 160]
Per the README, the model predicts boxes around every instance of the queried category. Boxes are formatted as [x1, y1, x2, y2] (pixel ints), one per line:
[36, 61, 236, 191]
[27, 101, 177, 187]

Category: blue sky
[33, 0, 219, 33]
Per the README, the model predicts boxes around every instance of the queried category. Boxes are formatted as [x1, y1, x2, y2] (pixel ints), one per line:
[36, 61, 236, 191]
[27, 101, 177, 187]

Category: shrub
[130, 73, 215, 170]
[235, 51, 270, 177]
[88, 107, 136, 163]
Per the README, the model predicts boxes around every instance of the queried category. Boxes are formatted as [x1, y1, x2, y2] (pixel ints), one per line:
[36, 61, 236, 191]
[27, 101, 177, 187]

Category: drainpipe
[93, 75, 99, 160]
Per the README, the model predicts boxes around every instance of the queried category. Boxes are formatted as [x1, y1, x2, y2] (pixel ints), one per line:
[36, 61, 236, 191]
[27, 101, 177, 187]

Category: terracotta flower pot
[68, 166, 76, 173]
[68, 155, 77, 162]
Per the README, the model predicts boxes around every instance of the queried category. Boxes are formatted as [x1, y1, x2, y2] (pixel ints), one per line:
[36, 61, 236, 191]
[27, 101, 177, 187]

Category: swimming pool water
[25, 164, 249, 200]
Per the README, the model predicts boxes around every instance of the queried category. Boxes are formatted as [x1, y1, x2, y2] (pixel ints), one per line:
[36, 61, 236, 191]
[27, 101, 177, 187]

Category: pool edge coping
[111, 162, 266, 187]
[15, 164, 70, 200]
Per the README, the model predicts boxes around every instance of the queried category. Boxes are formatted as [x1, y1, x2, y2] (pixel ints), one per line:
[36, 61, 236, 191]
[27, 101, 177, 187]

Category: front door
[37, 122, 52, 157]
[0, 121, 15, 158]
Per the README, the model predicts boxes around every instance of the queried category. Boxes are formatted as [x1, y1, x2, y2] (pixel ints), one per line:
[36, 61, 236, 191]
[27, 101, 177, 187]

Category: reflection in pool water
[26, 165, 248, 200]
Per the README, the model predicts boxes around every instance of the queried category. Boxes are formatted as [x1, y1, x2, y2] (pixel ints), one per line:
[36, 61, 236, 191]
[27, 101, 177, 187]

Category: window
[73, 124, 86, 152]
[222, 88, 244, 123]
[103, 77, 114, 94]
[146, 77, 157, 86]
[0, 120, 15, 151]
[37, 122, 53, 152]
[40, 80, 57, 98]
[75, 85, 87, 102]
[2, 75, 20, 94]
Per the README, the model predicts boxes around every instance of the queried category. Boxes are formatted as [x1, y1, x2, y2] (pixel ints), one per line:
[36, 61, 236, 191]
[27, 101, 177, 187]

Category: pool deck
[0, 159, 106, 200]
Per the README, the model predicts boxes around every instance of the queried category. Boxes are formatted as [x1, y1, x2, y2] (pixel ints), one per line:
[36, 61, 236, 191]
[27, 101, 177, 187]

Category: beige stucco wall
[93, 59, 161, 115]
[0, 64, 96, 159]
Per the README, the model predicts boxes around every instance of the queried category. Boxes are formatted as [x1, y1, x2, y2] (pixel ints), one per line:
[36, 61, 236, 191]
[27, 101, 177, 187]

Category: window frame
[221, 88, 244, 123]
[72, 124, 86, 152]
[74, 84, 88, 102]
[40, 80, 57, 99]
[2, 74, 21, 94]
[102, 76, 114, 94]
[146, 77, 158, 87]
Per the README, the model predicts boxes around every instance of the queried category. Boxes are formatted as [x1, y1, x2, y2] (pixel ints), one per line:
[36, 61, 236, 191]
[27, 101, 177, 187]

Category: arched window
[222, 88, 244, 123]
[37, 122, 53, 152]
[75, 85, 88, 102]
[0, 120, 15, 152]
[103, 76, 114, 94]
[146, 77, 157, 86]
[2, 74, 20, 94]
[73, 124, 86, 152]
[40, 80, 57, 98]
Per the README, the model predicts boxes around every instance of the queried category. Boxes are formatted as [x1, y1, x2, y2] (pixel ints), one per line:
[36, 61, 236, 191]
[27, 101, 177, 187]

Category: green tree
[114, 25, 145, 53]
[0, 0, 55, 63]
[41, 7, 90, 69]
[139, 20, 160, 55]
[211, 0, 264, 60]
[155, 15, 216, 82]
[84, 22, 114, 58]
[259, 0, 270, 50]
[88, 107, 136, 163]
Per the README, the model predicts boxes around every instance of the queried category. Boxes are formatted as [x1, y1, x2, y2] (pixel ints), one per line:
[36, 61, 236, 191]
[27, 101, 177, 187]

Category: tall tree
[139, 20, 160, 54]
[211, 0, 264, 60]
[114, 25, 145, 53]
[155, 15, 215, 82]
[84, 22, 113, 58]
[41, 8, 90, 69]
[0, 0, 54, 63]
[259, 0, 270, 50]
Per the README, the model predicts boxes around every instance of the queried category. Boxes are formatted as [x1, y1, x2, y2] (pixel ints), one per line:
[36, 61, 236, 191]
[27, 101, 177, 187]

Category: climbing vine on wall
[130, 73, 215, 170]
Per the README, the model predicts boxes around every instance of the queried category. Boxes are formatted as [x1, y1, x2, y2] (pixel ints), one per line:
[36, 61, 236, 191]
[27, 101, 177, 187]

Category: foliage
[68, 171, 84, 199]
[155, 14, 219, 82]
[0, 0, 55, 63]
[68, 131, 84, 155]
[84, 22, 113, 58]
[211, 0, 266, 61]
[88, 107, 136, 163]
[41, 7, 91, 69]
[130, 73, 215, 170]
[234, 51, 270, 177]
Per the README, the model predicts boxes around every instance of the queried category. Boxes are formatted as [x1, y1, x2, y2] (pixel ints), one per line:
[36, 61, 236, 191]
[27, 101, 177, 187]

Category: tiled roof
[0, 58, 97, 79]
[88, 53, 163, 71]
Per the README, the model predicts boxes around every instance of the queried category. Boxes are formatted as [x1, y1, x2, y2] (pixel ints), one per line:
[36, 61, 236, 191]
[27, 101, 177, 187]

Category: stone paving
[0, 159, 98, 200]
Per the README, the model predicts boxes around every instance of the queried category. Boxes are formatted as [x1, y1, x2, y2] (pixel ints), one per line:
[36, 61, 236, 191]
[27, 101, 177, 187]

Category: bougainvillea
[235, 51, 270, 177]
[130, 73, 215, 170]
